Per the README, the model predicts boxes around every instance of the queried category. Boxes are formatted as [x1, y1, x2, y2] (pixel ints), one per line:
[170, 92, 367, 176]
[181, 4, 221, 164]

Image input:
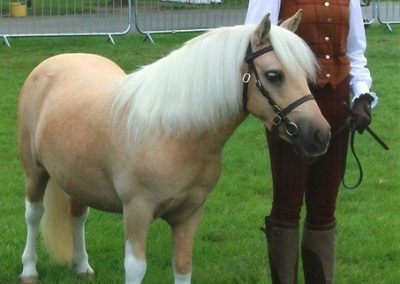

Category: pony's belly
[61, 179, 123, 213]
[48, 171, 124, 213]
[85, 196, 123, 213]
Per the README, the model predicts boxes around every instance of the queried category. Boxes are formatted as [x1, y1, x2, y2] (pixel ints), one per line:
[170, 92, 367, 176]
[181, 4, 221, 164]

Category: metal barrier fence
[134, 0, 400, 42]
[1, 0, 399, 46]
[0, 0, 131, 46]
[134, 0, 247, 43]
[375, 0, 400, 31]
[361, 0, 400, 31]
[361, 0, 377, 25]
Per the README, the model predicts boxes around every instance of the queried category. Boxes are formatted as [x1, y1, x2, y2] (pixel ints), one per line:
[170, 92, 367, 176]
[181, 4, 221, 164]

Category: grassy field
[0, 25, 399, 283]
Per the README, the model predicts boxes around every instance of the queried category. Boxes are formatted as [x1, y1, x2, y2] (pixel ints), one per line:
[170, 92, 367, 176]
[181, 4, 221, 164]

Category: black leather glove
[352, 93, 373, 134]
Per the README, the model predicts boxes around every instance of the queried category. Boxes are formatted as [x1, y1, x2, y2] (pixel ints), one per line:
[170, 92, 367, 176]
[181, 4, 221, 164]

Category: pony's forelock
[269, 25, 318, 84]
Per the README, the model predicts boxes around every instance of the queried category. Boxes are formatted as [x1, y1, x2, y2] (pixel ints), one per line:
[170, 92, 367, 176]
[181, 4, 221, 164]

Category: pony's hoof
[73, 261, 94, 277]
[76, 267, 95, 280]
[77, 271, 95, 281]
[20, 276, 39, 284]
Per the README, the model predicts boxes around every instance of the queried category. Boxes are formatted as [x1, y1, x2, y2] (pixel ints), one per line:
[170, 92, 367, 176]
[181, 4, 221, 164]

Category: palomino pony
[19, 11, 330, 284]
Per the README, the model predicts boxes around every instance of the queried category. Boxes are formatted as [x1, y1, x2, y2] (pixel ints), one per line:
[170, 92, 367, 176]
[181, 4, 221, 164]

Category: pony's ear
[254, 13, 271, 46]
[280, 9, 303, 32]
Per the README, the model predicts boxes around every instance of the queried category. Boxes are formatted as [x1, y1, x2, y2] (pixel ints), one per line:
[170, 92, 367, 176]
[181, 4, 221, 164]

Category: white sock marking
[72, 208, 94, 275]
[174, 272, 192, 284]
[124, 241, 147, 284]
[21, 199, 44, 279]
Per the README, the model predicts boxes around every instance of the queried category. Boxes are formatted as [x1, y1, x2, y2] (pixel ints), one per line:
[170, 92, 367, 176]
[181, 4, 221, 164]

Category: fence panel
[375, 0, 400, 30]
[134, 0, 247, 42]
[361, 0, 376, 25]
[0, 0, 131, 46]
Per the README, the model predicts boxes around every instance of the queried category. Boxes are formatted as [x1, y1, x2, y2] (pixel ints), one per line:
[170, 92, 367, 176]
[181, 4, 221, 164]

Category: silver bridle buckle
[285, 122, 299, 137]
[242, 73, 251, 83]
[273, 115, 282, 126]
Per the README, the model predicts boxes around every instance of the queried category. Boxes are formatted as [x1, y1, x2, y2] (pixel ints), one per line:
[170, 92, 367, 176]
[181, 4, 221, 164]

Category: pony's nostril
[314, 130, 329, 147]
[314, 130, 323, 146]
[313, 129, 330, 150]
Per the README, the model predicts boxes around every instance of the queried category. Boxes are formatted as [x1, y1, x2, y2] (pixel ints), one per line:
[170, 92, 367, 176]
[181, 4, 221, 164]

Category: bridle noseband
[242, 43, 315, 137]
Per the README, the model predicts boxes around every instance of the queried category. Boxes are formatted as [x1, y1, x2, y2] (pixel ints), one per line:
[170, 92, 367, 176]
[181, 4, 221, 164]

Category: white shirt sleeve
[347, 0, 378, 107]
[245, 0, 281, 25]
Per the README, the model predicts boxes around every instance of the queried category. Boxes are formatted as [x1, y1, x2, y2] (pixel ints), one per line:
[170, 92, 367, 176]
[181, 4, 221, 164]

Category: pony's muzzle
[288, 123, 331, 160]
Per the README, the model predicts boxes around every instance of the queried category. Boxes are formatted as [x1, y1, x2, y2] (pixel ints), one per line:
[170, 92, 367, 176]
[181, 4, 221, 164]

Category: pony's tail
[41, 178, 73, 263]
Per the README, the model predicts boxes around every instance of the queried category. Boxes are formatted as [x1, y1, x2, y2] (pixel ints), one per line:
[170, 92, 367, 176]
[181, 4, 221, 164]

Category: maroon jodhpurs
[266, 78, 350, 226]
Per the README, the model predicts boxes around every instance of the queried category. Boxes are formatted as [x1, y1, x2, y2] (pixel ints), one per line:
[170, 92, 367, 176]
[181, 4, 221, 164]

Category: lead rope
[342, 130, 363, 189]
[333, 102, 389, 189]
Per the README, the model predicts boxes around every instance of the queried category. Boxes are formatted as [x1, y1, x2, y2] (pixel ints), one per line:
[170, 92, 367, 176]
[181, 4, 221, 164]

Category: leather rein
[242, 43, 314, 137]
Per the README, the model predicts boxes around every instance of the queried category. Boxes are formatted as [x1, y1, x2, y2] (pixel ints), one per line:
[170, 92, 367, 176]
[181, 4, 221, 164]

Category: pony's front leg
[123, 200, 153, 284]
[171, 207, 204, 284]
[21, 199, 44, 283]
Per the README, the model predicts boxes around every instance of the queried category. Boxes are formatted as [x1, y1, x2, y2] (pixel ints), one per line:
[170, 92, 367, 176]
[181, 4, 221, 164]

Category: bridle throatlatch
[242, 43, 315, 137]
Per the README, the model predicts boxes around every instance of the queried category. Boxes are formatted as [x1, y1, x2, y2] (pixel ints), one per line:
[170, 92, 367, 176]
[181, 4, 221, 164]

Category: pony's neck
[205, 112, 248, 149]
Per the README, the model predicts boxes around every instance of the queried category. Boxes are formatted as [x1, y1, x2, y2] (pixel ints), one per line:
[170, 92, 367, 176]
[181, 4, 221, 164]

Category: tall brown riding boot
[262, 216, 299, 284]
[301, 222, 337, 284]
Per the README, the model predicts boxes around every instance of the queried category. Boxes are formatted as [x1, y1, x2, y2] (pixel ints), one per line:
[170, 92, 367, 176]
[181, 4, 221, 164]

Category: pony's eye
[265, 71, 283, 84]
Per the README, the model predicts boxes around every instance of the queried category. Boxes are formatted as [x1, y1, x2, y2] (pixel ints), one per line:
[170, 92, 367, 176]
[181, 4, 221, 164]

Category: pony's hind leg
[21, 199, 44, 283]
[20, 168, 49, 283]
[70, 201, 94, 277]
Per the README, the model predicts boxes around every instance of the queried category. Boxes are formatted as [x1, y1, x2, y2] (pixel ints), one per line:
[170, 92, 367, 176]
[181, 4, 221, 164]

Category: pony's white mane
[112, 24, 316, 139]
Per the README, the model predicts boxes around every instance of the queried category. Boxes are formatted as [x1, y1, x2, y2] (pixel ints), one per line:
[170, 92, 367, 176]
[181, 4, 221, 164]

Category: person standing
[245, 0, 378, 283]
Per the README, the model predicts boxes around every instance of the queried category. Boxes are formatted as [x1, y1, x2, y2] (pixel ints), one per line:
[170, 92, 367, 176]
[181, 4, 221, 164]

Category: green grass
[1, 25, 400, 283]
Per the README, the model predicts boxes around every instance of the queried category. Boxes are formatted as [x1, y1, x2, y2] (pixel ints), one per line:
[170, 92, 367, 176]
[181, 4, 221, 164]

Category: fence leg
[143, 33, 155, 44]
[3, 36, 11, 48]
[108, 34, 116, 45]
[384, 23, 393, 32]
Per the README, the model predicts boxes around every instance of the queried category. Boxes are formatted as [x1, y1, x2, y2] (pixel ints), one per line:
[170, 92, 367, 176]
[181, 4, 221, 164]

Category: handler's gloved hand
[352, 93, 373, 134]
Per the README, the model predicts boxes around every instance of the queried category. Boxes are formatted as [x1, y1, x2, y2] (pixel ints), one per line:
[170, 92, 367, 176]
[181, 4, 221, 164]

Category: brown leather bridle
[242, 43, 314, 137]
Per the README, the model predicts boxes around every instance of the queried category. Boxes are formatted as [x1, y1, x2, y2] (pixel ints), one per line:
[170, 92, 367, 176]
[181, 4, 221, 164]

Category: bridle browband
[242, 43, 315, 137]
